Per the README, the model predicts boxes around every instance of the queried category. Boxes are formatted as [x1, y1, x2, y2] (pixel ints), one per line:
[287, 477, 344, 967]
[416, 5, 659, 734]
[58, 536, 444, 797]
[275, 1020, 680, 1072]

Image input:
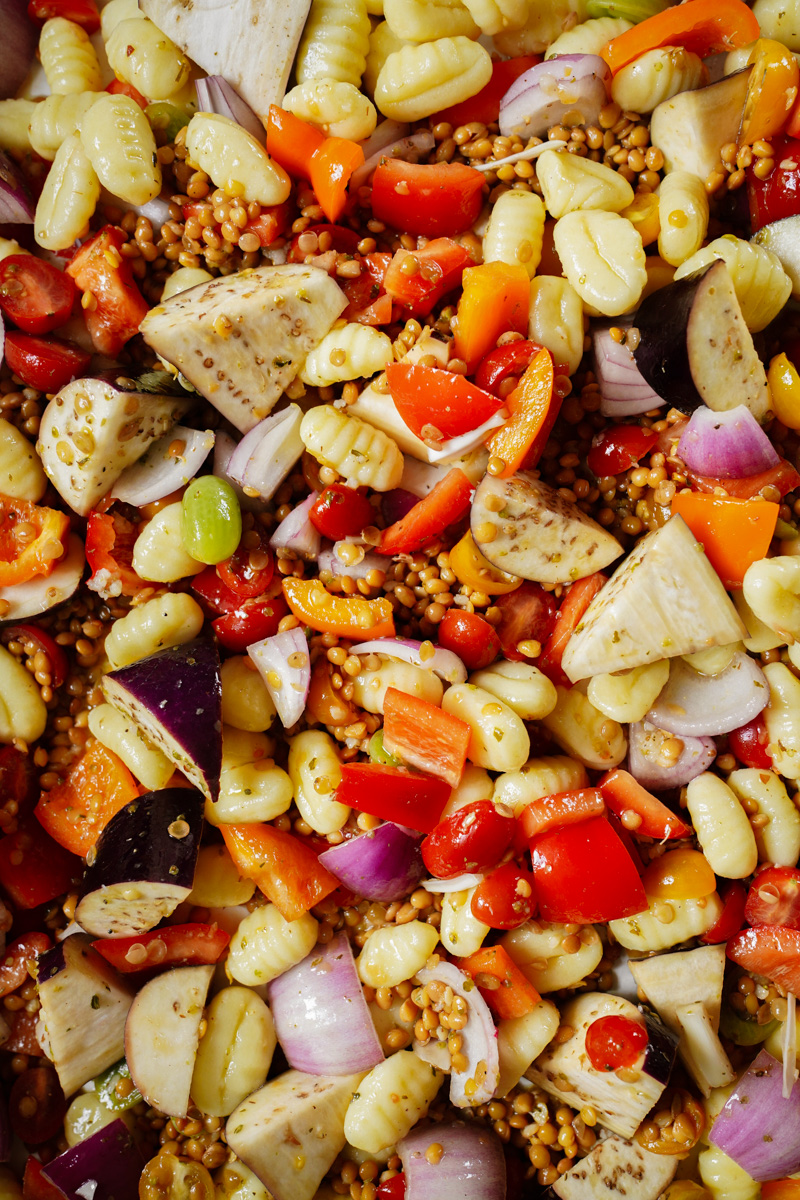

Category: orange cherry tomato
[641, 848, 716, 900]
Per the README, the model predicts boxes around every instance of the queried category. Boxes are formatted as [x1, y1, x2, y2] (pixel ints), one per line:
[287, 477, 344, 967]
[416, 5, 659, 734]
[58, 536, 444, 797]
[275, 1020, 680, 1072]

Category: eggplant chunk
[634, 260, 771, 420]
[36, 935, 135, 1098]
[526, 993, 677, 1139]
[124, 964, 213, 1118]
[650, 69, 751, 181]
[101, 637, 222, 802]
[226, 1069, 365, 1200]
[140, 265, 347, 433]
[37, 378, 191, 516]
[561, 515, 747, 683]
[471, 472, 622, 585]
[753, 214, 800, 300]
[551, 1132, 677, 1199]
[75, 789, 203, 938]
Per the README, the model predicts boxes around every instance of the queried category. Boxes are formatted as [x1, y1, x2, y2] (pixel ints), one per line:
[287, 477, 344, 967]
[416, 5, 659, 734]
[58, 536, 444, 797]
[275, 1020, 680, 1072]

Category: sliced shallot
[592, 324, 666, 417]
[350, 637, 467, 684]
[226, 405, 304, 502]
[111, 427, 214, 506]
[195, 76, 265, 140]
[499, 55, 611, 140]
[398, 1120, 506, 1200]
[317, 541, 387, 581]
[710, 1048, 800, 1181]
[318, 822, 424, 902]
[678, 405, 779, 478]
[415, 961, 499, 1106]
[269, 492, 321, 559]
[627, 720, 716, 790]
[646, 651, 769, 738]
[248, 628, 310, 729]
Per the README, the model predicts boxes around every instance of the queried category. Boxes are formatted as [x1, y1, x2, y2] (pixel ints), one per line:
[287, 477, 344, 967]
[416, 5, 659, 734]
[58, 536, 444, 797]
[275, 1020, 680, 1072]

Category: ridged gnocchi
[553, 210, 647, 316]
[357, 921, 439, 988]
[300, 324, 392, 387]
[609, 893, 723, 953]
[685, 772, 758, 878]
[349, 655, 443, 715]
[104, 592, 205, 670]
[0, 99, 36, 154]
[441, 683, 530, 772]
[501, 920, 604, 993]
[185, 114, 291, 207]
[544, 16, 632, 59]
[375, 37, 493, 122]
[220, 657, 277, 733]
[496, 1000, 560, 1096]
[288, 730, 348, 834]
[537, 150, 634, 218]
[132, 503, 205, 583]
[344, 1051, 443, 1153]
[586, 660, 670, 725]
[482, 189, 546, 277]
[188, 844, 255, 909]
[727, 767, 800, 867]
[493, 755, 589, 816]
[468, 660, 558, 721]
[283, 79, 377, 141]
[227, 904, 318, 987]
[674, 236, 793, 332]
[496, 0, 584, 56]
[363, 21, 409, 96]
[39, 17, 102, 95]
[34, 133, 100, 252]
[191, 987, 276, 1116]
[611, 47, 706, 115]
[87, 705, 174, 792]
[300, 405, 404, 491]
[211, 727, 293, 826]
[541, 684, 627, 770]
[0, 645, 47, 744]
[29, 92, 100, 162]
[657, 170, 710, 268]
[527, 275, 585, 375]
[462, 0, 528, 36]
[383, 0, 479, 42]
[0, 419, 47, 502]
[440, 886, 490, 956]
[296, 0, 371, 85]
[105, 16, 191, 101]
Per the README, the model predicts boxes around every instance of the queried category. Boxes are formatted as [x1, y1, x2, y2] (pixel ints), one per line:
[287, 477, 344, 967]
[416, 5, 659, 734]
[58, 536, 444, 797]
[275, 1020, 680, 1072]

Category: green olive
[181, 476, 242, 565]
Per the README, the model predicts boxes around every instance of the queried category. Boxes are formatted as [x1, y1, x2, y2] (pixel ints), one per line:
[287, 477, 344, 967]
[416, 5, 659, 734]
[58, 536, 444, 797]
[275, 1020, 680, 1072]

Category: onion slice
[0, 150, 33, 223]
[350, 637, 467, 684]
[358, 119, 411, 159]
[227, 405, 304, 502]
[267, 932, 384, 1075]
[627, 721, 716, 790]
[269, 492, 321, 559]
[399, 1120, 506, 1200]
[426, 410, 507, 465]
[592, 325, 666, 417]
[195, 76, 265, 140]
[213, 430, 262, 513]
[415, 961, 499, 1106]
[499, 55, 611, 139]
[0, 1, 38, 102]
[422, 873, 483, 894]
[248, 628, 310, 729]
[678, 405, 779, 478]
[110, 427, 214, 506]
[318, 822, 424, 901]
[784, 993, 797, 1100]
[646, 651, 769, 738]
[318, 541, 387, 581]
[710, 1048, 800, 1181]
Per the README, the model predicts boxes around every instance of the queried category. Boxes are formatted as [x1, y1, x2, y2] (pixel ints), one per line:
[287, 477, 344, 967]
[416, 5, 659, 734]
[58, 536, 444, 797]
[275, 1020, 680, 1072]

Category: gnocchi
[227, 904, 318, 986]
[685, 772, 758, 879]
[468, 660, 558, 721]
[34, 133, 100, 252]
[343, 1051, 443, 1153]
[88, 704, 174, 792]
[296, 0, 371, 86]
[541, 684, 627, 770]
[105, 17, 191, 101]
[527, 275, 585, 375]
[300, 404, 404, 491]
[536, 150, 634, 219]
[482, 189, 546, 277]
[288, 730, 349, 834]
[374, 37, 493, 122]
[349, 655, 443, 714]
[611, 47, 706, 115]
[220, 657, 277, 733]
[727, 767, 800, 867]
[553, 210, 647, 316]
[357, 921, 440, 988]
[439, 886, 490, 956]
[657, 170, 710, 268]
[586, 659, 670, 725]
[283, 80, 377, 141]
[131, 503, 205, 583]
[300, 323, 392, 387]
[383, 0, 479, 42]
[191, 987, 276, 1116]
[441, 683, 530, 772]
[104, 592, 205, 670]
[674, 236, 792, 332]
[185, 114, 291, 207]
[39, 17, 102, 95]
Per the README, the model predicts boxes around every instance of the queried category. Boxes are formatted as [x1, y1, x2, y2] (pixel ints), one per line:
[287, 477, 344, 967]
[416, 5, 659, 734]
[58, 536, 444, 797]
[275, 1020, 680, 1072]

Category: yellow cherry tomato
[449, 530, 522, 596]
[740, 39, 800, 144]
[768, 353, 800, 431]
[282, 577, 395, 639]
[620, 192, 660, 247]
[661, 1184, 712, 1200]
[641, 847, 716, 900]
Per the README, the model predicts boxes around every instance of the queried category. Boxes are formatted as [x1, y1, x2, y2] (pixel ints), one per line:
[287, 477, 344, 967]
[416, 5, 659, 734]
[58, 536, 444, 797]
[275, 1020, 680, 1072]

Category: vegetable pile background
[2, 0, 800, 1196]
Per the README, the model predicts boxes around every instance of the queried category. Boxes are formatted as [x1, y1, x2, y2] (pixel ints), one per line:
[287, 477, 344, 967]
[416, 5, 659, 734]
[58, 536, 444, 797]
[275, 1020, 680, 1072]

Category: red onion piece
[248, 628, 310, 728]
[42, 1118, 144, 1200]
[267, 932, 384, 1075]
[592, 325, 666, 417]
[710, 1049, 800, 1181]
[0, 1, 38, 101]
[227, 405, 304, 502]
[628, 720, 716, 790]
[350, 637, 467, 684]
[382, 488, 421, 525]
[646, 651, 769, 738]
[213, 430, 262, 513]
[358, 119, 411, 159]
[318, 822, 425, 901]
[351, 128, 436, 192]
[416, 961, 499, 1106]
[110, 426, 214, 506]
[499, 55, 611, 139]
[399, 1120, 506, 1200]
[677, 405, 779, 478]
[318, 541, 387, 581]
[0, 150, 34, 223]
[195, 76, 265, 141]
[269, 492, 321, 559]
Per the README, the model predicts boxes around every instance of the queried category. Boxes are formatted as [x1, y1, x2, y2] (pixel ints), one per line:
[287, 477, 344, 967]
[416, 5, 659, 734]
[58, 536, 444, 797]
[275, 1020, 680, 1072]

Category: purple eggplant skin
[75, 789, 203, 938]
[101, 636, 222, 802]
[633, 271, 709, 413]
[640, 1008, 679, 1087]
[42, 1117, 145, 1200]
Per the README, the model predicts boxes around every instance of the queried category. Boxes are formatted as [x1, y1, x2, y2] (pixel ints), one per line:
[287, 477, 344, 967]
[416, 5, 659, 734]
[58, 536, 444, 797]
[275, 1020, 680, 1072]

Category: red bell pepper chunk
[598, 769, 692, 839]
[24, 1156, 66, 1200]
[0, 818, 80, 909]
[342, 252, 393, 325]
[221, 823, 338, 922]
[520, 788, 606, 842]
[671, 492, 778, 590]
[371, 160, 485, 238]
[748, 135, 800, 230]
[93, 923, 230, 973]
[245, 200, 295, 247]
[386, 362, 502, 441]
[700, 880, 746, 945]
[474, 340, 544, 398]
[377, 468, 472, 556]
[538, 572, 607, 687]
[435, 56, 541, 127]
[335, 763, 450, 833]
[529, 814, 647, 924]
[685, 458, 800, 500]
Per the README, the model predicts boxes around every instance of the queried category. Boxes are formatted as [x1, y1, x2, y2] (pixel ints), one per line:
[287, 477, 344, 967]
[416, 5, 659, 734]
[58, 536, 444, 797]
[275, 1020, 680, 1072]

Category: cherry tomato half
[309, 484, 374, 541]
[0, 932, 51, 999]
[471, 860, 537, 929]
[701, 879, 747, 945]
[216, 526, 274, 602]
[494, 581, 558, 662]
[473, 339, 542, 398]
[641, 848, 716, 901]
[212, 594, 289, 653]
[9, 1067, 67, 1143]
[422, 801, 516, 879]
[27, 0, 100, 31]
[437, 609, 501, 671]
[3, 331, 91, 392]
[376, 1177, 406, 1200]
[745, 866, 800, 930]
[586, 425, 659, 478]
[0, 256, 76, 335]
[585, 1015, 648, 1073]
[728, 714, 772, 769]
[748, 135, 800, 230]
[11, 624, 69, 688]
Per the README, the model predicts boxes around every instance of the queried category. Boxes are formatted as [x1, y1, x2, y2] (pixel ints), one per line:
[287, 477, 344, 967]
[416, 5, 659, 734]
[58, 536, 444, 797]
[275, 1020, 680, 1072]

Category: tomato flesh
[85, 509, 144, 598]
[529, 815, 647, 924]
[0, 256, 76, 335]
[387, 362, 502, 441]
[216, 528, 274, 601]
[585, 1015, 648, 1072]
[3, 331, 91, 392]
[701, 880, 747, 945]
[728, 715, 773, 769]
[470, 860, 537, 929]
[384, 238, 474, 317]
[641, 848, 716, 900]
[745, 866, 800, 929]
[727, 925, 800, 994]
[748, 135, 800, 230]
[494, 581, 558, 662]
[212, 594, 289, 653]
[371, 160, 485, 238]
[437, 609, 501, 670]
[27, 0, 100, 30]
[10, 1067, 66, 1144]
[336, 762, 450, 833]
[309, 484, 374, 540]
[586, 425, 659, 478]
[421, 801, 516, 879]
[66, 226, 148, 356]
[473, 340, 542, 398]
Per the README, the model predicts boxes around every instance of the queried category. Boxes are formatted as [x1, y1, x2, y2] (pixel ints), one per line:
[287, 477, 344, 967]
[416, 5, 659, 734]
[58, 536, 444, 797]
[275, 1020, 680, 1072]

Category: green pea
[146, 101, 195, 143]
[181, 476, 242, 565]
[368, 728, 402, 767]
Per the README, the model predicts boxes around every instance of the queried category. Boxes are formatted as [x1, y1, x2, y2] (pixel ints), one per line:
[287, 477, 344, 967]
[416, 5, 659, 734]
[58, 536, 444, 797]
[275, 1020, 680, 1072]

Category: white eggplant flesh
[650, 69, 751, 181]
[552, 1133, 678, 1199]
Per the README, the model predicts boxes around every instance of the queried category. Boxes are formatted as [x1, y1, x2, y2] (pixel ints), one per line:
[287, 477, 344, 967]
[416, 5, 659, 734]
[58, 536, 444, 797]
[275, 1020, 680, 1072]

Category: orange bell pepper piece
[671, 492, 778, 590]
[283, 577, 395, 639]
[460, 945, 541, 1020]
[538, 571, 607, 688]
[267, 107, 364, 222]
[762, 1182, 800, 1200]
[0, 495, 70, 587]
[266, 106, 325, 180]
[485, 347, 554, 478]
[740, 39, 800, 144]
[377, 468, 473, 555]
[35, 740, 139, 857]
[601, 0, 760, 74]
[452, 262, 530, 371]
[221, 823, 338, 921]
[382, 687, 471, 788]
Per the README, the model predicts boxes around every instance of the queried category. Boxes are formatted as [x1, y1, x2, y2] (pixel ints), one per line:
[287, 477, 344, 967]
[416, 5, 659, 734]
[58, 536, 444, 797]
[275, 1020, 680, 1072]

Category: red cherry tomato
[728, 714, 772, 769]
[376, 1177, 405, 1200]
[309, 484, 375, 541]
[437, 609, 501, 671]
[494, 581, 558, 662]
[216, 527, 274, 601]
[701, 880, 747, 945]
[471, 860, 537, 929]
[473, 339, 542, 398]
[212, 594, 289, 653]
[585, 1015, 648, 1073]
[0, 932, 51, 999]
[421, 801, 516, 879]
[586, 425, 659, 478]
[748, 135, 800, 230]
[11, 624, 69, 688]
[3, 331, 90, 392]
[9, 1067, 67, 1144]
[0, 256, 76, 335]
[106, 77, 147, 107]
[745, 866, 800, 930]
[27, 0, 100, 31]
